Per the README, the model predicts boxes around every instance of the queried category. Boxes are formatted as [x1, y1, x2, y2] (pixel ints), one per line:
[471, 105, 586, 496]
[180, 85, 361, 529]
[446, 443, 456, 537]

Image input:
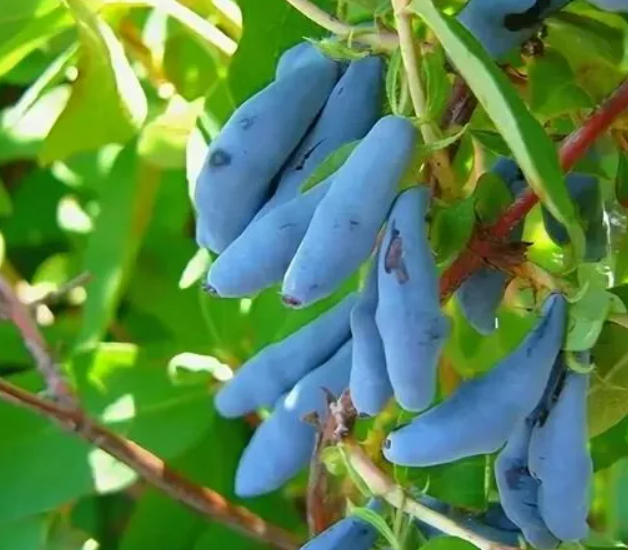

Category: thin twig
[0, 378, 300, 550]
[439, 76, 628, 302]
[282, 0, 398, 51]
[0, 275, 299, 550]
[0, 276, 76, 408]
[306, 390, 357, 535]
[342, 440, 516, 550]
[391, 0, 457, 199]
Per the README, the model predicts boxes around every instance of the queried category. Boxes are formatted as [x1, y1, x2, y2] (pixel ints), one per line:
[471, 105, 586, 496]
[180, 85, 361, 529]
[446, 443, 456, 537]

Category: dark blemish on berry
[384, 223, 409, 284]
[279, 223, 296, 230]
[294, 139, 324, 171]
[209, 149, 231, 168]
[282, 294, 302, 308]
[384, 438, 392, 449]
[239, 116, 256, 130]
[349, 219, 360, 228]
[505, 463, 529, 491]
[504, 0, 550, 32]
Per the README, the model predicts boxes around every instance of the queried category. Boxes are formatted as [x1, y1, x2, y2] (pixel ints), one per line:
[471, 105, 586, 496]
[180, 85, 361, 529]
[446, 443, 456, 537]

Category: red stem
[440, 77, 628, 303]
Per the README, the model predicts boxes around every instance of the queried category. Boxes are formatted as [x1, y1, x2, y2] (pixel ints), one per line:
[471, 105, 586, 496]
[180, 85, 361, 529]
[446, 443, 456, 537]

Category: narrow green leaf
[40, 0, 147, 162]
[0, 7, 72, 79]
[312, 37, 371, 61]
[73, 145, 159, 352]
[351, 507, 401, 550]
[410, 0, 585, 266]
[415, 125, 467, 162]
[421, 46, 451, 123]
[469, 130, 510, 157]
[0, 176, 12, 216]
[386, 48, 406, 116]
[302, 141, 361, 192]
[421, 536, 480, 550]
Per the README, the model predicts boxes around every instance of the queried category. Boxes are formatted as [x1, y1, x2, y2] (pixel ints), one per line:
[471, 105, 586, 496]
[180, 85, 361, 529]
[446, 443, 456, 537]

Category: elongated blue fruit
[282, 115, 418, 307]
[383, 293, 566, 467]
[495, 420, 560, 550]
[207, 178, 333, 297]
[456, 157, 526, 335]
[375, 187, 450, 412]
[215, 293, 356, 418]
[349, 260, 392, 416]
[541, 173, 606, 262]
[481, 503, 523, 533]
[275, 42, 323, 79]
[529, 370, 592, 542]
[259, 56, 384, 217]
[298, 502, 380, 550]
[195, 49, 339, 253]
[235, 341, 352, 497]
[457, 0, 574, 59]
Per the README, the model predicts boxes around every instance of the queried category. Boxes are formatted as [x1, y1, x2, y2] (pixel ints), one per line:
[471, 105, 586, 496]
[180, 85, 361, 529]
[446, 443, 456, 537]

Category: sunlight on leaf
[41, 0, 147, 162]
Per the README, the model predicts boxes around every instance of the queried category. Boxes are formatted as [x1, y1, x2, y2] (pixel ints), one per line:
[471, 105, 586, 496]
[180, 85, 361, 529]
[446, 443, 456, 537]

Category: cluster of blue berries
[191, 1, 619, 548]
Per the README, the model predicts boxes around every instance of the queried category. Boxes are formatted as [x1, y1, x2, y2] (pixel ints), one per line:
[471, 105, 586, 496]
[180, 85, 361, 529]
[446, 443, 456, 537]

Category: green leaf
[0, 6, 72, 80]
[228, 0, 335, 105]
[547, 10, 627, 102]
[0, 343, 211, 523]
[410, 0, 586, 267]
[386, 49, 409, 117]
[118, 412, 302, 550]
[589, 324, 628, 438]
[0, 515, 49, 550]
[428, 456, 488, 510]
[0, 177, 12, 217]
[469, 130, 510, 157]
[73, 145, 159, 352]
[421, 536, 480, 550]
[616, 153, 628, 207]
[430, 196, 475, 265]
[138, 96, 204, 169]
[528, 49, 593, 119]
[40, 0, 147, 163]
[591, 414, 628, 472]
[420, 45, 451, 123]
[351, 507, 401, 550]
[313, 37, 371, 61]
[564, 287, 613, 352]
[302, 141, 361, 192]
[473, 171, 513, 225]
[0, 86, 70, 163]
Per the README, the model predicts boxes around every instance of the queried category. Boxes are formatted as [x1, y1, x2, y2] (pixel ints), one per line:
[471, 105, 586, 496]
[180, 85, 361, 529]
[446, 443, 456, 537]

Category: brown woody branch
[439, 76, 628, 303]
[0, 276, 300, 550]
[0, 276, 76, 408]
